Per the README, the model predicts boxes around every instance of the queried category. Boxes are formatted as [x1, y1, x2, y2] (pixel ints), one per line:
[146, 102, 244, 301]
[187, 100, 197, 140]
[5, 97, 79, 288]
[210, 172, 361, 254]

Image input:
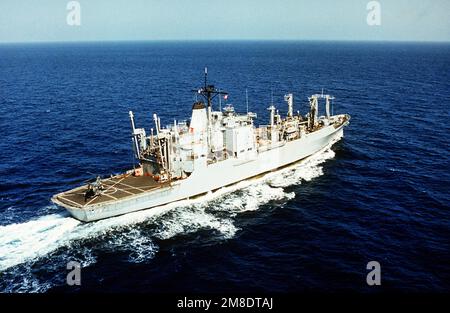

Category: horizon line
[1, 38, 450, 45]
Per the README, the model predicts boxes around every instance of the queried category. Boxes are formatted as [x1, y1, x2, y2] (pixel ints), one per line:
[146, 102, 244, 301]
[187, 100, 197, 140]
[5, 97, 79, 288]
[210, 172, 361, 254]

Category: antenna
[192, 67, 228, 141]
[219, 88, 222, 111]
[246, 88, 249, 113]
[271, 89, 274, 105]
[193, 68, 227, 109]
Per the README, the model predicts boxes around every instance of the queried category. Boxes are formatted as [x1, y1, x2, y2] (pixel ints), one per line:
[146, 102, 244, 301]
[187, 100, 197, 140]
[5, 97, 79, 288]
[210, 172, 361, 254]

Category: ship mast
[193, 67, 228, 112]
[192, 68, 228, 147]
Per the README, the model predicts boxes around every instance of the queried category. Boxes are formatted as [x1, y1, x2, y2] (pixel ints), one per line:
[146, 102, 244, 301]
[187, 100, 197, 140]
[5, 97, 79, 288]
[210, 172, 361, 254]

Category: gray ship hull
[53, 122, 347, 222]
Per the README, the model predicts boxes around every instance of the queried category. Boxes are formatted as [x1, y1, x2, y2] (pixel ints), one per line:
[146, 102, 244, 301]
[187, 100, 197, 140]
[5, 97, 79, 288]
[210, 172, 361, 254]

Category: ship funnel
[190, 101, 207, 133]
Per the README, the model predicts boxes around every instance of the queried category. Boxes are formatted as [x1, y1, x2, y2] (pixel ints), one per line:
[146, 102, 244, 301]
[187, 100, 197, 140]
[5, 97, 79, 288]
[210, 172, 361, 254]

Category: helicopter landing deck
[53, 175, 167, 208]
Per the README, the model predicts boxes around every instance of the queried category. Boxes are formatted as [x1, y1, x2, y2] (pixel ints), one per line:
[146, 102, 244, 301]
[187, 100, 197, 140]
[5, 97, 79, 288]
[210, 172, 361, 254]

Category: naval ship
[52, 69, 350, 222]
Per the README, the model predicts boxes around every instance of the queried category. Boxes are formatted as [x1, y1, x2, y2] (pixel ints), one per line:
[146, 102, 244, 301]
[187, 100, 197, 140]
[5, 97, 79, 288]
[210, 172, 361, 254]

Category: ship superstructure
[52, 69, 350, 221]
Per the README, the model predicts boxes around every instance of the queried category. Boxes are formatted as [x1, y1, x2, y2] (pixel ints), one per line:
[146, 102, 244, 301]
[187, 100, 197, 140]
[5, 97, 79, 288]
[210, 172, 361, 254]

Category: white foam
[0, 135, 342, 273]
[0, 214, 80, 271]
[103, 229, 158, 263]
[154, 206, 237, 240]
[2, 267, 54, 293]
[266, 133, 341, 187]
[268, 148, 336, 187]
[0, 206, 171, 272]
[212, 184, 295, 215]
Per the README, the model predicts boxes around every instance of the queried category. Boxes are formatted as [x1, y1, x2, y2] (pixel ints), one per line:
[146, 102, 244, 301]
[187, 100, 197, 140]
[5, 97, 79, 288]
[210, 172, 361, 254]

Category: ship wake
[0, 136, 341, 291]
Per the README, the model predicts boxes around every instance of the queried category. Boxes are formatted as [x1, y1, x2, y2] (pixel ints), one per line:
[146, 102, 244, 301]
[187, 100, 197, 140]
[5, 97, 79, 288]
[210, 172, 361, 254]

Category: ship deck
[54, 175, 167, 208]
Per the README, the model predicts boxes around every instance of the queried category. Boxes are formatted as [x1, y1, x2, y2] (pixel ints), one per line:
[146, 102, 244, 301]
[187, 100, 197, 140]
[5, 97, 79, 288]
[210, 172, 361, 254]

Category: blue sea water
[0, 41, 449, 293]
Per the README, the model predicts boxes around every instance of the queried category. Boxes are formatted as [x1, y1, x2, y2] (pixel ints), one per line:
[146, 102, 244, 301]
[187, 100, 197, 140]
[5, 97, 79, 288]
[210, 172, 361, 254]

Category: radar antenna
[192, 67, 228, 109]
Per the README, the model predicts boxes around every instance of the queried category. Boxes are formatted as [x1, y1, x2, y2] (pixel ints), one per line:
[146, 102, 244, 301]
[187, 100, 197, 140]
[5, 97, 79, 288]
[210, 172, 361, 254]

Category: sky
[0, 0, 449, 43]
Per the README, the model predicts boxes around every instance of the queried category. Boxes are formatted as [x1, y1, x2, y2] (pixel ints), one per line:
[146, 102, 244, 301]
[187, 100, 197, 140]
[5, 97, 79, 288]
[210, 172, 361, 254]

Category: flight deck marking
[84, 175, 130, 206]
[103, 177, 148, 193]
[114, 181, 147, 193]
[57, 196, 83, 208]
[104, 186, 133, 196]
[100, 193, 118, 201]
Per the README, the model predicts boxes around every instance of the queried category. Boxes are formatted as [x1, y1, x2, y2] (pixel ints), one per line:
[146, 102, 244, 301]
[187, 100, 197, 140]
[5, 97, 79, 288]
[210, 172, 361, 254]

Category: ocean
[0, 41, 449, 293]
